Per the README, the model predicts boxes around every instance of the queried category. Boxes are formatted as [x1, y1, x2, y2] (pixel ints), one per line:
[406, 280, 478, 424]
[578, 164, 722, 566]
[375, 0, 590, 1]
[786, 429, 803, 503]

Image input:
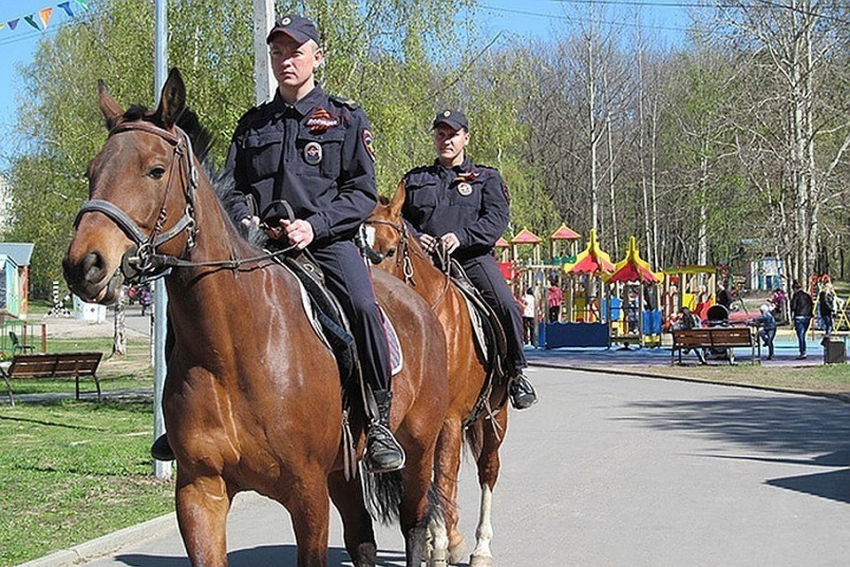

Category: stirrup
[364, 421, 406, 473]
[509, 374, 538, 410]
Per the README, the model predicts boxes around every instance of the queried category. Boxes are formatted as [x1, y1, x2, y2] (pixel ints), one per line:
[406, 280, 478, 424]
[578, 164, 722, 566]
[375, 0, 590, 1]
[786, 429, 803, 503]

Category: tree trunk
[112, 286, 127, 357]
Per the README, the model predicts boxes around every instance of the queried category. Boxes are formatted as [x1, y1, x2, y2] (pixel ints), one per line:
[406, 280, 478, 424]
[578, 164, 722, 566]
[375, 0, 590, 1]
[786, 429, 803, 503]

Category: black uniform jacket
[402, 158, 510, 261]
[223, 85, 377, 245]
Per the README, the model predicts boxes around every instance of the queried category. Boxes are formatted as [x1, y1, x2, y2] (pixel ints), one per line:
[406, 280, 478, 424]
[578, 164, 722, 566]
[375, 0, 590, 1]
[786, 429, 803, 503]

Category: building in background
[0, 242, 34, 321]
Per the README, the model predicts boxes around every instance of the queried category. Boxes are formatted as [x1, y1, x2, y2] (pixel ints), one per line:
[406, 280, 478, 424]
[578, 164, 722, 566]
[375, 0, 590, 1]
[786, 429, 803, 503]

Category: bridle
[74, 120, 200, 283]
[365, 219, 416, 285]
[365, 218, 452, 308]
[73, 120, 295, 284]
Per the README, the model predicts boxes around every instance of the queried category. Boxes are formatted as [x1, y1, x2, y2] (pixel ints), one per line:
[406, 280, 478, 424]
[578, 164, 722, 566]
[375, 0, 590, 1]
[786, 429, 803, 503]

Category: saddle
[444, 259, 511, 426]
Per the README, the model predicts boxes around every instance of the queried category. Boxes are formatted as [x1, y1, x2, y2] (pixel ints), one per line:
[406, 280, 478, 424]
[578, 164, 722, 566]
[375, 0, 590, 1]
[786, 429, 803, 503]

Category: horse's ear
[389, 179, 407, 218]
[98, 80, 124, 131]
[155, 67, 186, 129]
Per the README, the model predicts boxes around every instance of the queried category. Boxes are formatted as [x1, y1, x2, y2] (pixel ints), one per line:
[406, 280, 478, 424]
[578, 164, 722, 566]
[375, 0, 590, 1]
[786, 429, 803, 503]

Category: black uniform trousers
[460, 253, 527, 375]
[311, 240, 391, 391]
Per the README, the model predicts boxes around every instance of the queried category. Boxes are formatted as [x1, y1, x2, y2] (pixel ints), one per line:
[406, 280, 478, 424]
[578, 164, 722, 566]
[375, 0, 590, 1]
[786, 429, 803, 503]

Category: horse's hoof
[469, 554, 495, 567]
[428, 547, 449, 567]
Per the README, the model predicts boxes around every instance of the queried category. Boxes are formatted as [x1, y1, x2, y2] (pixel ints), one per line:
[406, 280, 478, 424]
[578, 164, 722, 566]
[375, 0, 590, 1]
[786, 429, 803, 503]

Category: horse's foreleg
[286, 475, 332, 567]
[176, 473, 232, 567]
[469, 408, 508, 567]
[328, 470, 377, 567]
[434, 420, 465, 564]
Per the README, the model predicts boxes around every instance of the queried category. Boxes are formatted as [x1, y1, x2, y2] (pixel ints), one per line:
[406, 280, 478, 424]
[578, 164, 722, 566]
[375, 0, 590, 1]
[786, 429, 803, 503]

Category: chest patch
[457, 182, 473, 196]
[304, 142, 323, 165]
[306, 108, 339, 133]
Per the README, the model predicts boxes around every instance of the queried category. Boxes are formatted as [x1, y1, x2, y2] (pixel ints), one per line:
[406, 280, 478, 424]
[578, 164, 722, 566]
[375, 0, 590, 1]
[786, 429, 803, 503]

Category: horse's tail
[364, 470, 448, 528]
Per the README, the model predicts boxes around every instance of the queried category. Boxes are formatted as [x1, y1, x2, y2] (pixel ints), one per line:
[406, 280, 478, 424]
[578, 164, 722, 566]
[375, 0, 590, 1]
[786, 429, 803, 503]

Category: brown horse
[368, 184, 510, 567]
[62, 69, 449, 567]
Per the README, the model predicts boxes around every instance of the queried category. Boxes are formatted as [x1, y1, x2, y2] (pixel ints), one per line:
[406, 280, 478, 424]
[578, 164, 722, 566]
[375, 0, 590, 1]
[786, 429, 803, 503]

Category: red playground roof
[550, 223, 581, 241]
[511, 228, 542, 244]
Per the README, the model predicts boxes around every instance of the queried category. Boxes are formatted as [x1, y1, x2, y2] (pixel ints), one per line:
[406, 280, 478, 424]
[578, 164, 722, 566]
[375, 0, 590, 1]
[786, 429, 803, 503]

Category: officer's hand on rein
[419, 234, 437, 253]
[440, 232, 460, 254]
[282, 219, 314, 250]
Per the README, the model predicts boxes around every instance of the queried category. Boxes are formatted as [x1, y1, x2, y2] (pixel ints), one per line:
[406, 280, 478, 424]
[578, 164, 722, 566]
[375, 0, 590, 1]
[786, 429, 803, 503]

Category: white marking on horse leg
[470, 484, 494, 564]
[428, 515, 449, 567]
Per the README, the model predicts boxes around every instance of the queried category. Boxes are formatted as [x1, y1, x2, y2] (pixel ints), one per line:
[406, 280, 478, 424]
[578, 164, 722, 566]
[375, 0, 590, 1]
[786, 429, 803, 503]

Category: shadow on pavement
[117, 545, 408, 566]
[624, 395, 850, 504]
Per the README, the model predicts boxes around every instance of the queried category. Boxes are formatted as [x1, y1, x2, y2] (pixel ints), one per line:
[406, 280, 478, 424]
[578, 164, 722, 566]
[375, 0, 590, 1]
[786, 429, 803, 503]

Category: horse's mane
[121, 104, 267, 247]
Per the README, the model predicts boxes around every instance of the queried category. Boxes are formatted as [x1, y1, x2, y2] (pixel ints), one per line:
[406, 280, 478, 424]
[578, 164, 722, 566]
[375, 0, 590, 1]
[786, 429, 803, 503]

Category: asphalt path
[24, 366, 850, 567]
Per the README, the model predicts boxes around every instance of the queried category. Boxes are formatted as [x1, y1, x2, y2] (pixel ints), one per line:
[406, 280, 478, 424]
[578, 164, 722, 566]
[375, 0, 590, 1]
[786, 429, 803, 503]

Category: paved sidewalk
[19, 366, 850, 567]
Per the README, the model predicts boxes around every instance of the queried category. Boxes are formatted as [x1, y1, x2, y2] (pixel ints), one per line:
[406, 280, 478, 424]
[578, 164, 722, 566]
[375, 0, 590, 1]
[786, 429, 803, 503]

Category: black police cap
[266, 14, 320, 45]
[432, 109, 469, 132]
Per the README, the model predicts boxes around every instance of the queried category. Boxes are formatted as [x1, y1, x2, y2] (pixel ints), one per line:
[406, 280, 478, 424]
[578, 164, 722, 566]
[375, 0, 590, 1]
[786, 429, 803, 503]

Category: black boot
[364, 390, 406, 473]
[509, 374, 538, 410]
[151, 433, 175, 461]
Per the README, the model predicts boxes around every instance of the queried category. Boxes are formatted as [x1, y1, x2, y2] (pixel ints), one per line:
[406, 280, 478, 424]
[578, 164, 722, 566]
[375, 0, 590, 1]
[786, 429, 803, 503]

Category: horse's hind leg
[176, 473, 232, 567]
[470, 408, 508, 567]
[328, 470, 377, 567]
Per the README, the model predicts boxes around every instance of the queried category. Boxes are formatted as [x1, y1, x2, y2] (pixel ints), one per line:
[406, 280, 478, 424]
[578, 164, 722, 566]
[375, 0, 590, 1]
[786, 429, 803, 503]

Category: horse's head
[63, 68, 199, 304]
[368, 181, 408, 263]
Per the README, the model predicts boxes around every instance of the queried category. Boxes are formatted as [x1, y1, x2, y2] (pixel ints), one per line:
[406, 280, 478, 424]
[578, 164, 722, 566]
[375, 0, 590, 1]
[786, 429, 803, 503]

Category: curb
[527, 360, 850, 405]
[16, 512, 176, 567]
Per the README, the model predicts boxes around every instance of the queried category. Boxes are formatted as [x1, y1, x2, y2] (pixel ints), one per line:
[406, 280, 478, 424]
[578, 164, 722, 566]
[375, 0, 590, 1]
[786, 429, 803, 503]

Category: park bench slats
[671, 327, 757, 365]
[1, 352, 103, 406]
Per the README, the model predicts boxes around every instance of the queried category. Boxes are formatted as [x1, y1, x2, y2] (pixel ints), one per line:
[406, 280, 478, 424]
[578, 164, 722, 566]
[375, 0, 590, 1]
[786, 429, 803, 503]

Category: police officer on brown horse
[401, 110, 537, 410]
[153, 15, 405, 472]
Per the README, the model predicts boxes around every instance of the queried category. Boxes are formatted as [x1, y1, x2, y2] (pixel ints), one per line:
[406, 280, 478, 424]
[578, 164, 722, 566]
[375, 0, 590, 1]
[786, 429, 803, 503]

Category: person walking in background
[521, 287, 536, 346]
[548, 278, 563, 323]
[749, 304, 777, 360]
[716, 281, 732, 310]
[790, 281, 814, 359]
[818, 281, 837, 336]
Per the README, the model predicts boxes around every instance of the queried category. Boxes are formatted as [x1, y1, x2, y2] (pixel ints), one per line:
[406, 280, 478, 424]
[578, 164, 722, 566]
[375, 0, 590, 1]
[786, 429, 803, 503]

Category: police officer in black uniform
[401, 110, 537, 410]
[151, 15, 404, 473]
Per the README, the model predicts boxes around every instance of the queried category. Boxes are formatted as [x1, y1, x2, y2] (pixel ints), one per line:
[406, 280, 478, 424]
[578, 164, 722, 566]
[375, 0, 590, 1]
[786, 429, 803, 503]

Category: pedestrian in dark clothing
[790, 281, 813, 359]
[675, 306, 706, 364]
[400, 109, 537, 410]
[716, 281, 733, 310]
[818, 281, 837, 336]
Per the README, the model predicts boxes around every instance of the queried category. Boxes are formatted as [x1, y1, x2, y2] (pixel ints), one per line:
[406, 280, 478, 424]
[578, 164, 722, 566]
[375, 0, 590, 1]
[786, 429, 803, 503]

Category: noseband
[74, 120, 199, 283]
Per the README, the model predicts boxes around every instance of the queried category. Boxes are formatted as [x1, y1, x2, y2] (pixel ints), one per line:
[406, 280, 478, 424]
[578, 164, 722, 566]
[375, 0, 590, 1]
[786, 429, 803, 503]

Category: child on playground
[748, 304, 777, 360]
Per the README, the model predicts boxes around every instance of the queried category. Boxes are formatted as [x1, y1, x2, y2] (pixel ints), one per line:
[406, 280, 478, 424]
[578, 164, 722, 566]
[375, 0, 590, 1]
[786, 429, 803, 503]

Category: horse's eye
[148, 166, 167, 180]
[386, 248, 396, 258]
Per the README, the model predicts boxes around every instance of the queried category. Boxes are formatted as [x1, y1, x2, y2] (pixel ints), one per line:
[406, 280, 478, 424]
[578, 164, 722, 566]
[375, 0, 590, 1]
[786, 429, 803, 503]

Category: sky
[0, 0, 691, 171]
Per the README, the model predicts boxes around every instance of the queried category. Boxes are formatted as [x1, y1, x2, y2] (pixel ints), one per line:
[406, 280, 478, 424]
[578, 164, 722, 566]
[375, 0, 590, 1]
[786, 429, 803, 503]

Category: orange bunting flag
[39, 7, 53, 29]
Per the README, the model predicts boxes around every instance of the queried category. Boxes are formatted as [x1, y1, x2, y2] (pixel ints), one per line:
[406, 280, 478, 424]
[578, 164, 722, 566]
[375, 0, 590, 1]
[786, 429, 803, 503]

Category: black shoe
[509, 374, 538, 410]
[796, 353, 807, 360]
[364, 421, 406, 473]
[151, 434, 175, 461]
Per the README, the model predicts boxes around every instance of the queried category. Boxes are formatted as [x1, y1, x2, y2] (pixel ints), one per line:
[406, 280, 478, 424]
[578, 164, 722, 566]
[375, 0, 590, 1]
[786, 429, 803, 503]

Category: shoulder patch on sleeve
[362, 129, 375, 162]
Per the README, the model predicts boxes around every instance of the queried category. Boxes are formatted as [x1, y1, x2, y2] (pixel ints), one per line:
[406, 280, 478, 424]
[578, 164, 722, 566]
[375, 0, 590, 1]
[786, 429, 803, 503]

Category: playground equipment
[539, 229, 614, 348]
[604, 236, 664, 348]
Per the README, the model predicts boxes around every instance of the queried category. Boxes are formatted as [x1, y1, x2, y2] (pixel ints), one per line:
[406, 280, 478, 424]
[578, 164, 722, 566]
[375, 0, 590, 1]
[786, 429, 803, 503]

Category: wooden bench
[1, 352, 103, 406]
[671, 326, 758, 365]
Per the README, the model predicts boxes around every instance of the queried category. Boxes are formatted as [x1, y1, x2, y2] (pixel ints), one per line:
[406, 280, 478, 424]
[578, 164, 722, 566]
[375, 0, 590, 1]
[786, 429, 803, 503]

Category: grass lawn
[0, 400, 174, 567]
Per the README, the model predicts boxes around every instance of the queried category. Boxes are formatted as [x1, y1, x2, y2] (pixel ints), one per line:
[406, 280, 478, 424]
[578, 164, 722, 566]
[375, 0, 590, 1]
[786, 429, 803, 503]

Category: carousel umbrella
[510, 228, 542, 245]
[550, 223, 581, 241]
[605, 236, 664, 284]
[563, 229, 614, 275]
